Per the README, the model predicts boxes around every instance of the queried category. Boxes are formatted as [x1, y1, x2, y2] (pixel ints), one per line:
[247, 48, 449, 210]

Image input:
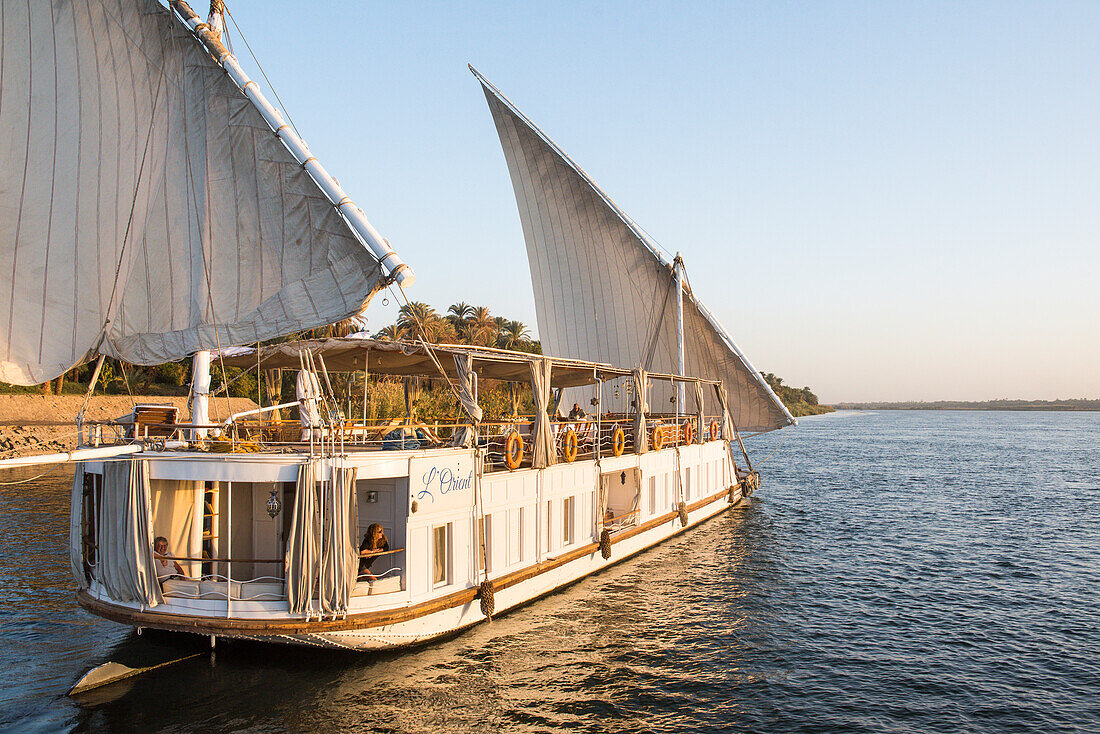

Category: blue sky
[218, 1, 1099, 402]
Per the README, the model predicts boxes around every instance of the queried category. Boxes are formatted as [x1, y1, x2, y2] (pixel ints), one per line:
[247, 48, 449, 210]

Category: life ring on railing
[611, 426, 626, 457]
[709, 420, 720, 441]
[562, 428, 578, 463]
[683, 420, 694, 445]
[652, 425, 665, 451]
[504, 431, 524, 470]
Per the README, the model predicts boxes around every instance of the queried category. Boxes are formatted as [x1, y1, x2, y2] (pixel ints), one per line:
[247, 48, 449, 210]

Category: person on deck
[296, 369, 323, 441]
[568, 402, 586, 420]
[153, 536, 184, 583]
[358, 523, 390, 583]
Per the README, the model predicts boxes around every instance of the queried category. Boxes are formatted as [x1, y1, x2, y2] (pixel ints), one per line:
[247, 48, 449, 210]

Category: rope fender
[478, 579, 495, 619]
[677, 501, 688, 527]
[599, 529, 612, 560]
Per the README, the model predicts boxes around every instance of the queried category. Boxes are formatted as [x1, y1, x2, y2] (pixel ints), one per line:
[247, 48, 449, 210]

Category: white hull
[265, 487, 736, 651]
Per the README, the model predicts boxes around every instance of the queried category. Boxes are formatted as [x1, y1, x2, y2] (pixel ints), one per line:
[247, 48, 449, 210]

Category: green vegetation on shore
[835, 399, 1100, 411]
[761, 373, 834, 417]
[1, 301, 834, 423]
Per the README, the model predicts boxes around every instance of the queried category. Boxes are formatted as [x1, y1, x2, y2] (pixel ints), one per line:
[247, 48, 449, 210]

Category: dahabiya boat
[0, 0, 794, 650]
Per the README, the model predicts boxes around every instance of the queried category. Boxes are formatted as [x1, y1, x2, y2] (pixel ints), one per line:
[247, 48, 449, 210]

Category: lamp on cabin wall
[266, 489, 282, 519]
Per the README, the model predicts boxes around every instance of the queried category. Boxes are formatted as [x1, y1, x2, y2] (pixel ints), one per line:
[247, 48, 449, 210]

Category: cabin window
[685, 467, 692, 501]
[477, 515, 491, 573]
[432, 523, 451, 587]
[648, 477, 656, 515]
[563, 497, 575, 545]
[664, 474, 671, 510]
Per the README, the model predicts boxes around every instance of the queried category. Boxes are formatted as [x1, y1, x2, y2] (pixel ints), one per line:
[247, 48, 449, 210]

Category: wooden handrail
[160, 556, 283, 563]
[358, 547, 404, 558]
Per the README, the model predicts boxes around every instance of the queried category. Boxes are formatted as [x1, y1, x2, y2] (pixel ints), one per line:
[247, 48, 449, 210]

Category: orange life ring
[562, 428, 578, 463]
[611, 426, 626, 457]
[683, 420, 694, 445]
[651, 424, 665, 451]
[710, 419, 720, 440]
[504, 431, 524, 470]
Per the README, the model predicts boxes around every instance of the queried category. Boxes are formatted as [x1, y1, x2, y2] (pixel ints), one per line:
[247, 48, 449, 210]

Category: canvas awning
[219, 338, 716, 391]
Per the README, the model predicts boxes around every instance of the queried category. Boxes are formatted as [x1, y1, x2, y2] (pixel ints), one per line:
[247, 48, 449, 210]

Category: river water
[0, 411, 1097, 732]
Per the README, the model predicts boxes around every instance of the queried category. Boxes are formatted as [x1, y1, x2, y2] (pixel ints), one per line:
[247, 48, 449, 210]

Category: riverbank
[788, 404, 834, 417]
[0, 396, 258, 457]
[835, 399, 1099, 411]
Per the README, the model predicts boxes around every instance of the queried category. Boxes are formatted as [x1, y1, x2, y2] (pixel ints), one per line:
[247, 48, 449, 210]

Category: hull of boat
[76, 440, 744, 651]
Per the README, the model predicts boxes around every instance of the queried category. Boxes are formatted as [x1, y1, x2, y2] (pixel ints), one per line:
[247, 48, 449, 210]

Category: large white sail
[473, 68, 794, 434]
[0, 1, 402, 385]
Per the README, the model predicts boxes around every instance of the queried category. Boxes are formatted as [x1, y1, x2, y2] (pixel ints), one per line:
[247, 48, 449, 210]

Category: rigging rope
[0, 464, 67, 486]
[750, 429, 789, 468]
[224, 5, 304, 140]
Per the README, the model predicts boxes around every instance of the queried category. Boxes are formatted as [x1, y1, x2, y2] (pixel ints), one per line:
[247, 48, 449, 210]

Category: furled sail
[473, 68, 794, 434]
[0, 1, 403, 385]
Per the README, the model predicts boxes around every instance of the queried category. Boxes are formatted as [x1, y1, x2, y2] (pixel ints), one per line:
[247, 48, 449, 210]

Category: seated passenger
[153, 536, 184, 583]
[568, 402, 587, 420]
[603, 508, 616, 525]
[358, 523, 390, 583]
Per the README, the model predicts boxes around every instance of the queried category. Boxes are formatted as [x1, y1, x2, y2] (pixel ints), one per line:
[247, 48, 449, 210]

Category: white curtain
[319, 466, 359, 615]
[97, 461, 163, 607]
[633, 369, 649, 454]
[452, 354, 482, 448]
[286, 463, 319, 615]
[714, 383, 733, 441]
[529, 358, 554, 468]
[69, 464, 88, 590]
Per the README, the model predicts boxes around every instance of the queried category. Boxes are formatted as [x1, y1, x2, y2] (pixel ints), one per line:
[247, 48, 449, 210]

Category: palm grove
[1, 301, 828, 419]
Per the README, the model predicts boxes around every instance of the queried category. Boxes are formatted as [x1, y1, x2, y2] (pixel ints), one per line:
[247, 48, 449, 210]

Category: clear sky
[217, 1, 1099, 403]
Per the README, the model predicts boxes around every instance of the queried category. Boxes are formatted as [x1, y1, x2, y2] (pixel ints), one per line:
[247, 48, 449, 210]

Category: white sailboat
[0, 1, 793, 651]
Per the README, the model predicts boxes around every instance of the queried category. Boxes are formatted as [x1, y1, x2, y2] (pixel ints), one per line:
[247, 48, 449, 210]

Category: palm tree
[446, 302, 473, 327]
[468, 306, 497, 346]
[497, 320, 531, 351]
[397, 302, 440, 340]
[374, 324, 403, 341]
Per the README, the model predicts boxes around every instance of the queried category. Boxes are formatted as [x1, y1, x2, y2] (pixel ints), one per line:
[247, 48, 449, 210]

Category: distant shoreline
[835, 400, 1099, 412]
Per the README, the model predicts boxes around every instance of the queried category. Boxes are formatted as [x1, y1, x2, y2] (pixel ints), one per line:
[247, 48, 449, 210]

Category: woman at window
[358, 523, 389, 583]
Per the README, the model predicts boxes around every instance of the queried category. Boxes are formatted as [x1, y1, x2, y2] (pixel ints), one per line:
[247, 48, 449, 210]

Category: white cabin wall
[409, 525, 430, 597]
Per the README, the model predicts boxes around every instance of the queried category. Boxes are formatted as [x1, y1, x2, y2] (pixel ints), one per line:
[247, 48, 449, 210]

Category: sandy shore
[0, 395, 258, 456]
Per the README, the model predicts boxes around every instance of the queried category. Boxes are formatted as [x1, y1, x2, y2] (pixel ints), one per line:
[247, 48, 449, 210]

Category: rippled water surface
[1, 411, 1097, 732]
